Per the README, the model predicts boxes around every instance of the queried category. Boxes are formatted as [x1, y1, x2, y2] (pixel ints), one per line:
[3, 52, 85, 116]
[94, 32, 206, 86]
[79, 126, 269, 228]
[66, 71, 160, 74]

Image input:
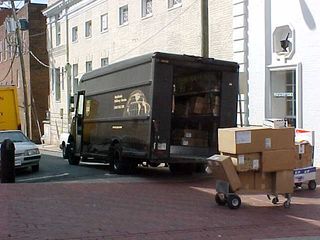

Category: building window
[56, 21, 61, 46]
[100, 14, 108, 32]
[270, 69, 296, 127]
[119, 5, 128, 26]
[101, 57, 109, 67]
[0, 41, 2, 62]
[51, 68, 54, 91]
[55, 68, 61, 101]
[85, 20, 92, 38]
[142, 0, 152, 17]
[61, 67, 64, 90]
[3, 40, 7, 61]
[72, 64, 78, 94]
[72, 26, 78, 42]
[168, 0, 182, 9]
[86, 61, 92, 72]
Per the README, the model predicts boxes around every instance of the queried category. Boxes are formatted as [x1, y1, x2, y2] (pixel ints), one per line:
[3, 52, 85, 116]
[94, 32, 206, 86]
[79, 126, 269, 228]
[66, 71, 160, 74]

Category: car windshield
[0, 131, 30, 144]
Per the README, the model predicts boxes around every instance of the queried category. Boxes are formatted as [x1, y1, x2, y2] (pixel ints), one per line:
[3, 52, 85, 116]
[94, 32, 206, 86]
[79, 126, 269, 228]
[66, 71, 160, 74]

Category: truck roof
[80, 52, 239, 82]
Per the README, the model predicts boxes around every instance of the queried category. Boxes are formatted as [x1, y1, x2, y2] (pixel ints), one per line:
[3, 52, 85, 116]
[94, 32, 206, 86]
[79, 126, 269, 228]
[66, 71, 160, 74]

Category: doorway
[267, 64, 302, 128]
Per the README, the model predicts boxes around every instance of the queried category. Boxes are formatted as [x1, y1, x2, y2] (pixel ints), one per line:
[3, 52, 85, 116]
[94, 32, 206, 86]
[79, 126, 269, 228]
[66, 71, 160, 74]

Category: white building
[233, 0, 320, 166]
[42, 0, 234, 145]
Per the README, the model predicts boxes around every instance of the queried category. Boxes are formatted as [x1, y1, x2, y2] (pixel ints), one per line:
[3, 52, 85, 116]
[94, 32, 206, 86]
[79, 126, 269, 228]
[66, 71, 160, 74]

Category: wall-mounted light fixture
[272, 25, 295, 61]
[280, 33, 290, 52]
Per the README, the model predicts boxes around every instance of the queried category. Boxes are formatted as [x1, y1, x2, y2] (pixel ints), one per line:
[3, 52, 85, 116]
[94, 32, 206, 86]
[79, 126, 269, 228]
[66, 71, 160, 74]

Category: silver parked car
[0, 130, 41, 172]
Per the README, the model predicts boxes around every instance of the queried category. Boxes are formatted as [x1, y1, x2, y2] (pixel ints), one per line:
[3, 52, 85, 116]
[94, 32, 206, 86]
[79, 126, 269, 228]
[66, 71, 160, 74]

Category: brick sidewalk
[0, 173, 319, 240]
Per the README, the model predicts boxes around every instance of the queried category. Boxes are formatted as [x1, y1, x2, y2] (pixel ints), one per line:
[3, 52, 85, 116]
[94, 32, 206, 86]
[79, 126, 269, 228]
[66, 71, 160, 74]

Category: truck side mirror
[70, 96, 74, 104]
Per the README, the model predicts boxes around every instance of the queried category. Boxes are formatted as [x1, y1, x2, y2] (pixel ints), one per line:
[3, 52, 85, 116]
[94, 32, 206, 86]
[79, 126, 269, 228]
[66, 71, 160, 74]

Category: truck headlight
[24, 149, 40, 156]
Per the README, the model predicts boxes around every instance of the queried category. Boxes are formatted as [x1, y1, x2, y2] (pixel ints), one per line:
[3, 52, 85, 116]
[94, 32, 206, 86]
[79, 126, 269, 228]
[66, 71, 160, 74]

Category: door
[74, 91, 85, 153]
[270, 69, 296, 127]
[150, 62, 173, 160]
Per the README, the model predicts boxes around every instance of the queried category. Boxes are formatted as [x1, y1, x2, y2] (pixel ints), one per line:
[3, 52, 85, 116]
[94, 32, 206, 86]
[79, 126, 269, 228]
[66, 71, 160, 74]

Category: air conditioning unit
[5, 17, 16, 33]
[19, 18, 29, 31]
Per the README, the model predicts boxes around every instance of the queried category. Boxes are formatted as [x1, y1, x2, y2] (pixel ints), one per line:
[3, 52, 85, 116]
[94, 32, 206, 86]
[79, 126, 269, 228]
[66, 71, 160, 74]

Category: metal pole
[10, 0, 31, 138]
[201, 0, 209, 58]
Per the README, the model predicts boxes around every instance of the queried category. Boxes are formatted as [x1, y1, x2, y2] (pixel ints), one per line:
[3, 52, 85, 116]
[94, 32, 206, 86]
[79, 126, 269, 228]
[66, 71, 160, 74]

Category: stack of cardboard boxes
[211, 127, 298, 194]
[295, 141, 313, 168]
[175, 96, 215, 116]
[173, 129, 208, 147]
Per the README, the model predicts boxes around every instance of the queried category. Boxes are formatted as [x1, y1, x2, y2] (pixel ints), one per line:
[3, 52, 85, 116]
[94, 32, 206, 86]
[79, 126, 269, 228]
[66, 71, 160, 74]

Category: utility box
[0, 86, 21, 131]
[19, 19, 29, 31]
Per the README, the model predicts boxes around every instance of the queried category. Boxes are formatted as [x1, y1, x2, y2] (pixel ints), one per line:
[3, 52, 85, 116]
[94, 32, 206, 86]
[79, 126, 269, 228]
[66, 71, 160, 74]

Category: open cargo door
[150, 60, 173, 161]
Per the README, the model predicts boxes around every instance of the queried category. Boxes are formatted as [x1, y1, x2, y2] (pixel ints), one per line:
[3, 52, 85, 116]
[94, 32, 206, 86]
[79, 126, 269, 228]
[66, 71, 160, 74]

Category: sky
[1, 0, 48, 9]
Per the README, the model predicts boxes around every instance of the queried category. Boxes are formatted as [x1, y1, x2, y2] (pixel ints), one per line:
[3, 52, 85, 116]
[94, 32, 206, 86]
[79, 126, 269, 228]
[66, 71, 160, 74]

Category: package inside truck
[171, 70, 222, 156]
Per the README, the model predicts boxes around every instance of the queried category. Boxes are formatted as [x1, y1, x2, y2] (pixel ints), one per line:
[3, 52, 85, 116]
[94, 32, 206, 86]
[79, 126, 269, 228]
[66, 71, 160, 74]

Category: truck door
[151, 62, 173, 161]
[74, 91, 85, 153]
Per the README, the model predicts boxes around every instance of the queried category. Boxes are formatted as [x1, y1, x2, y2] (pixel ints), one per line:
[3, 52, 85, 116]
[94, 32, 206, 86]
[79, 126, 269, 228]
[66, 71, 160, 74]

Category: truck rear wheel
[111, 144, 127, 174]
[169, 163, 194, 174]
[68, 154, 80, 165]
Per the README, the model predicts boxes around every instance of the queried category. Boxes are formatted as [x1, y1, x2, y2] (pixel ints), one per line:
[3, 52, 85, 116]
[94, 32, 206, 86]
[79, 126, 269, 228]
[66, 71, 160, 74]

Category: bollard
[1, 139, 15, 183]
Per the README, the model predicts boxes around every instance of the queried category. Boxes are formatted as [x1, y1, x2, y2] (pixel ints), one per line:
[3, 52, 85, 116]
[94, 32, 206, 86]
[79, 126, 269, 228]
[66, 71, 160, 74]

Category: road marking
[17, 173, 70, 182]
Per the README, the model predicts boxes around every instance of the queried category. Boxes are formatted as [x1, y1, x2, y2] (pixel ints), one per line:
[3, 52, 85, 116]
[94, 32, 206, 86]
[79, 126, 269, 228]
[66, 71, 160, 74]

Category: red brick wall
[0, 3, 49, 143]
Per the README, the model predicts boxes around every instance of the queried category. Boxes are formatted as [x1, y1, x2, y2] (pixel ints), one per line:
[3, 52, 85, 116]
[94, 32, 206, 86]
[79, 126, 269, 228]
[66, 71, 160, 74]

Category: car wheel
[62, 145, 70, 159]
[67, 142, 80, 165]
[31, 164, 39, 172]
[62, 146, 67, 159]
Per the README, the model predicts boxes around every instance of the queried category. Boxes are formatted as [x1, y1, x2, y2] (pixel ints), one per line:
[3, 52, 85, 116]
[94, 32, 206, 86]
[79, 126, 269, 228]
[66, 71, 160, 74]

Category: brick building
[0, 3, 49, 142]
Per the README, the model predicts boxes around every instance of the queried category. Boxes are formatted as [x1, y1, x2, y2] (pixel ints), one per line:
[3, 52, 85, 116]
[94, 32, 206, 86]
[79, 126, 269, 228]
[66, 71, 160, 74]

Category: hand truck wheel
[227, 194, 241, 209]
[308, 180, 317, 190]
[272, 197, 279, 205]
[215, 193, 226, 206]
[295, 183, 302, 188]
[283, 200, 291, 208]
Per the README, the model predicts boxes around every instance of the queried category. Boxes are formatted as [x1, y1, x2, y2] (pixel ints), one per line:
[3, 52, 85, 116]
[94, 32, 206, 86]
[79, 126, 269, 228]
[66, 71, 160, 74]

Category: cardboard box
[174, 129, 208, 139]
[189, 97, 209, 114]
[255, 172, 273, 191]
[273, 170, 294, 194]
[261, 149, 296, 172]
[174, 103, 188, 116]
[207, 155, 241, 192]
[238, 172, 255, 190]
[225, 153, 261, 172]
[181, 137, 208, 147]
[295, 142, 313, 168]
[218, 127, 295, 154]
[263, 119, 286, 128]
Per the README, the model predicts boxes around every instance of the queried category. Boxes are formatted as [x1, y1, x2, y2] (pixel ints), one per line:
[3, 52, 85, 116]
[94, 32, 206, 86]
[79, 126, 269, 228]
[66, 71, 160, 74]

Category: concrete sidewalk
[0, 171, 319, 240]
[37, 144, 61, 153]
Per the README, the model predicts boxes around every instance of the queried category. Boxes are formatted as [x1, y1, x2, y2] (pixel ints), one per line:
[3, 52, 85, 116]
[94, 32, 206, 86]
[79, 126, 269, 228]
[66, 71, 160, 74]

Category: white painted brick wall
[248, 0, 320, 166]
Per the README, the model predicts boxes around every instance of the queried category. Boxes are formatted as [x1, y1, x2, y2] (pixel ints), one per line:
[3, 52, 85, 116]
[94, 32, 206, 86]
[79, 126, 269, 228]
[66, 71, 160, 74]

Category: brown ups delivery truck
[64, 52, 239, 174]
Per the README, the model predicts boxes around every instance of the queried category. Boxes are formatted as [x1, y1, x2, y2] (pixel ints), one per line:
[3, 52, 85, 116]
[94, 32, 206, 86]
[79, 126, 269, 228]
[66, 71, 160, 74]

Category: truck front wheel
[68, 142, 80, 165]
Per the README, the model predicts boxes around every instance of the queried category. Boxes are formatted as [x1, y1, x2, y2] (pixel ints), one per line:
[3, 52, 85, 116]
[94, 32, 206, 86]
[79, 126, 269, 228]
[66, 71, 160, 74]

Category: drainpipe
[64, 0, 71, 132]
[201, 0, 209, 57]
